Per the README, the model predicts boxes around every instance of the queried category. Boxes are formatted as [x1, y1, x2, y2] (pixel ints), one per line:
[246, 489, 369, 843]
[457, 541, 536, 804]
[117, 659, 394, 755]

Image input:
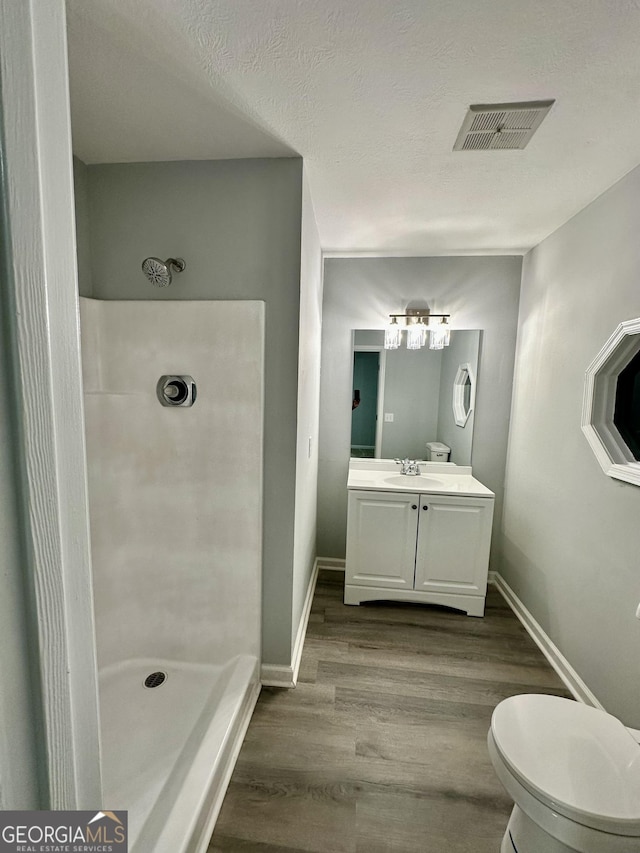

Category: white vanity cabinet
[344, 488, 494, 616]
[344, 490, 422, 591]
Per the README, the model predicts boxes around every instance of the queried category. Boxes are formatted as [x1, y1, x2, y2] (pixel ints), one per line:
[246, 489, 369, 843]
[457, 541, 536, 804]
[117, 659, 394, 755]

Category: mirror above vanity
[351, 329, 481, 465]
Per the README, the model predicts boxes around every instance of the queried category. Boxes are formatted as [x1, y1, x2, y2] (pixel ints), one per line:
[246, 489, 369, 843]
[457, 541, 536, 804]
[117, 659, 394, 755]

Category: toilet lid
[491, 694, 640, 836]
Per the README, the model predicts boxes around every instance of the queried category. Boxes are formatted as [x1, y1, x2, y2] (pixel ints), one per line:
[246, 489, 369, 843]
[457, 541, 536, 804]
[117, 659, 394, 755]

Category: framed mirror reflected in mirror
[350, 329, 481, 465]
[453, 363, 476, 427]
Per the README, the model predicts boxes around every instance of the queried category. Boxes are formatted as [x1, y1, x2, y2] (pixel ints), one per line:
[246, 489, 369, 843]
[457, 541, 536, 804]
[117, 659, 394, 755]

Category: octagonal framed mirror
[582, 317, 640, 486]
[453, 362, 475, 427]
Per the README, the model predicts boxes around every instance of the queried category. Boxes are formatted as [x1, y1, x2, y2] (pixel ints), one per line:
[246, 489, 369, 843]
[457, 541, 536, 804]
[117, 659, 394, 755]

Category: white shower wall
[80, 298, 264, 670]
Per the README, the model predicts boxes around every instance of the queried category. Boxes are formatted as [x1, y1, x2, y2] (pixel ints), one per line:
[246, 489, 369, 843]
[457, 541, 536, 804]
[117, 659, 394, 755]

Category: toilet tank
[425, 441, 450, 461]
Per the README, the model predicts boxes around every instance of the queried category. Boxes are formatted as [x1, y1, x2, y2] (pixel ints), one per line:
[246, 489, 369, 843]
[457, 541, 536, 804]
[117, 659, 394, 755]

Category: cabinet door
[414, 496, 494, 595]
[345, 490, 419, 589]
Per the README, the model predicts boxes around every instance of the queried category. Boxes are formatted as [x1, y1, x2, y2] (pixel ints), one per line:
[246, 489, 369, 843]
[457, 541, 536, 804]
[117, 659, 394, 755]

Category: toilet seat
[490, 694, 640, 837]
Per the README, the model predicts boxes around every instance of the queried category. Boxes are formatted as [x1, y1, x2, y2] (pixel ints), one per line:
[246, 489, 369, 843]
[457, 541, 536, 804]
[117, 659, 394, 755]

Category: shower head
[141, 257, 186, 287]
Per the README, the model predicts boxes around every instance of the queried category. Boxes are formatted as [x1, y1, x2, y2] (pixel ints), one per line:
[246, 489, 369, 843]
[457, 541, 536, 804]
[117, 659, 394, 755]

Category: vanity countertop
[347, 459, 494, 498]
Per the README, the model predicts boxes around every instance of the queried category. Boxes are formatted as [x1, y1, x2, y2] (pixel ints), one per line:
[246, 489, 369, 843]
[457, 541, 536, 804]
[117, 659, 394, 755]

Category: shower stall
[80, 297, 264, 851]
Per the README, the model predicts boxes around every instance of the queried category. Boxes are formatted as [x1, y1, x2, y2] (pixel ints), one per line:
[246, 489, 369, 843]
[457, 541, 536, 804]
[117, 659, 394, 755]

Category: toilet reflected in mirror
[350, 329, 481, 464]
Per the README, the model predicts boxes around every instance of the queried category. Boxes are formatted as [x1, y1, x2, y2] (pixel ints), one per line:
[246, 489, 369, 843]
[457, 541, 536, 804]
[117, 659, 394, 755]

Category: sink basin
[348, 462, 493, 497]
[383, 475, 445, 489]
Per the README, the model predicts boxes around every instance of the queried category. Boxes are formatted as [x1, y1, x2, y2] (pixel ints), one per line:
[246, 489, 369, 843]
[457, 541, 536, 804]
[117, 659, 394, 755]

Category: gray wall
[502, 164, 640, 726]
[318, 256, 522, 561]
[381, 344, 442, 459]
[82, 157, 304, 667]
[292, 171, 323, 648]
[73, 157, 92, 298]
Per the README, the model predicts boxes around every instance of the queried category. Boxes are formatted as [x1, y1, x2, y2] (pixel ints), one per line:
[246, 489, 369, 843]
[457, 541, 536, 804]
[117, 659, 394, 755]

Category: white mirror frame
[453, 363, 475, 427]
[582, 317, 640, 487]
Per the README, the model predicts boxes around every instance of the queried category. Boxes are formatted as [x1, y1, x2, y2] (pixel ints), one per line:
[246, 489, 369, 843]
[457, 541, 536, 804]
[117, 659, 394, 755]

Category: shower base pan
[99, 654, 259, 852]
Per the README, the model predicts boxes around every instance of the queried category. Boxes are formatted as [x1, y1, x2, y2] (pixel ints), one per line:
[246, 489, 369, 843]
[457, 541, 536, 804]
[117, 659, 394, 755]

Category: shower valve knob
[157, 375, 196, 407]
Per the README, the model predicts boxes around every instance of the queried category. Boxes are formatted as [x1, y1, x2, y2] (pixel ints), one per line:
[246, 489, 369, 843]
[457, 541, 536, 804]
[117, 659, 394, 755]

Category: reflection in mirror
[453, 363, 476, 427]
[350, 329, 481, 465]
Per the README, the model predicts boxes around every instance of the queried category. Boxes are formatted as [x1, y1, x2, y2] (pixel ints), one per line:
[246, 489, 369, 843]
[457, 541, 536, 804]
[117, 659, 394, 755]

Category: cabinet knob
[423, 505, 428, 511]
[411, 504, 417, 510]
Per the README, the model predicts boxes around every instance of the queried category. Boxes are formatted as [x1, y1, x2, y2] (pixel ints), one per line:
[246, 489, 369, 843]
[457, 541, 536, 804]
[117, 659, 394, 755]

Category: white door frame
[0, 0, 102, 807]
[353, 344, 386, 457]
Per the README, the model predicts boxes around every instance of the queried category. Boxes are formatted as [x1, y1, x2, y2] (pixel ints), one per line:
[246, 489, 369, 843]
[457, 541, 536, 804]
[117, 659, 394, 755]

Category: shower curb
[188, 676, 261, 853]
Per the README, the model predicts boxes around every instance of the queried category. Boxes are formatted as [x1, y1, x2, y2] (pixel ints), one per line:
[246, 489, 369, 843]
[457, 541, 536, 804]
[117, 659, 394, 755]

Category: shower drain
[143, 671, 167, 689]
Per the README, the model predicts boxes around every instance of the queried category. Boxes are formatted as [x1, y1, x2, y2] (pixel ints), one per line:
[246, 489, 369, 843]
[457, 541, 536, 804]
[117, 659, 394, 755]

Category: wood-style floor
[209, 570, 571, 852]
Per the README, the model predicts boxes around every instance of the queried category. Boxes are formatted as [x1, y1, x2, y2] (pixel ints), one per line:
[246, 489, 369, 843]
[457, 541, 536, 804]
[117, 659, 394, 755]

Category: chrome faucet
[395, 458, 421, 475]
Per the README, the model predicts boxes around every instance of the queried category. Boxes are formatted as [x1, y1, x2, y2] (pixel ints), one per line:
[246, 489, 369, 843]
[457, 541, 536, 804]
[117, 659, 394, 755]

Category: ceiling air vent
[453, 100, 555, 151]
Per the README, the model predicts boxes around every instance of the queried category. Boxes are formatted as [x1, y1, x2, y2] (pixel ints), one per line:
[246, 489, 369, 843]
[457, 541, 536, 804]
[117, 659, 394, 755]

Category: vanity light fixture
[384, 310, 451, 350]
[429, 316, 451, 350]
[406, 322, 426, 350]
[384, 316, 402, 349]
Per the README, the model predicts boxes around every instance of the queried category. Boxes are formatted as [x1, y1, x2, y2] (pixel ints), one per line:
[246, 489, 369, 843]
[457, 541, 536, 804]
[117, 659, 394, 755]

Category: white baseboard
[259, 662, 295, 689]
[489, 572, 605, 710]
[260, 559, 319, 688]
[316, 556, 345, 571]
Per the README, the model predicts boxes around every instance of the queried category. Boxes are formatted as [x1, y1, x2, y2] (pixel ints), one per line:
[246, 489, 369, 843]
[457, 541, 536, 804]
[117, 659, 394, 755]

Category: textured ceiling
[66, 0, 640, 254]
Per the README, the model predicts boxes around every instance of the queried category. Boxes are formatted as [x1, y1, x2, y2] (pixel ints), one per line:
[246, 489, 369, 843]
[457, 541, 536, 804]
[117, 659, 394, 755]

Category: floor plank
[355, 790, 511, 853]
[208, 571, 571, 852]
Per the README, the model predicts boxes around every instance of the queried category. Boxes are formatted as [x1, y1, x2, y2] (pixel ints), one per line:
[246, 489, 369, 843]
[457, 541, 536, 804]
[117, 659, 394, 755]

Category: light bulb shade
[429, 325, 451, 350]
[384, 321, 401, 350]
[406, 323, 425, 349]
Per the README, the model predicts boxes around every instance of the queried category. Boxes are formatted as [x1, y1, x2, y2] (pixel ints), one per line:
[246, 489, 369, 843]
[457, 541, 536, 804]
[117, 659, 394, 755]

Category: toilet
[488, 694, 640, 853]
[425, 440, 450, 462]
